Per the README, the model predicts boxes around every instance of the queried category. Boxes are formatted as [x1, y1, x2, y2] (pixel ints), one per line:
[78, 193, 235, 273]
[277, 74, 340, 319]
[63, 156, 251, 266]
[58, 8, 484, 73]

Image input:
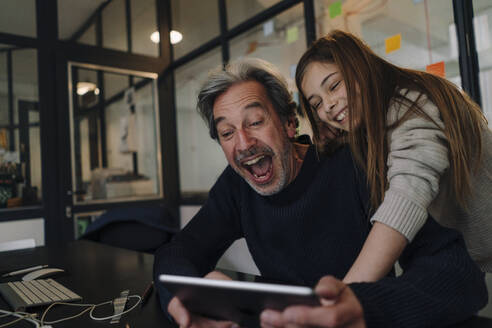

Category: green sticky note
[329, 1, 342, 18]
[286, 26, 299, 44]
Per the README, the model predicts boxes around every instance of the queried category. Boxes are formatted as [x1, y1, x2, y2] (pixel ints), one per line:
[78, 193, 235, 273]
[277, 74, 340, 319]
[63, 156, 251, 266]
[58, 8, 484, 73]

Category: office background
[0, 0, 491, 316]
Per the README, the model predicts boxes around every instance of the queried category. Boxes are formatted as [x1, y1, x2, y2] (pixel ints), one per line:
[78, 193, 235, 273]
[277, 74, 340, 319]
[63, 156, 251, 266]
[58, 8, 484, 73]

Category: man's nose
[236, 129, 256, 150]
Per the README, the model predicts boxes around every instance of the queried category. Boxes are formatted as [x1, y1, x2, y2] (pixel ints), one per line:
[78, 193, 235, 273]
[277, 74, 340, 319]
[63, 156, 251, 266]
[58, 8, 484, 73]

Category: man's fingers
[282, 304, 354, 328]
[315, 276, 346, 300]
[168, 297, 191, 327]
[261, 309, 285, 327]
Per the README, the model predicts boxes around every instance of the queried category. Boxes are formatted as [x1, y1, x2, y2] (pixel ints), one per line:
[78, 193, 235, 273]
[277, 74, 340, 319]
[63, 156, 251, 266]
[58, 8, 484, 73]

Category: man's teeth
[253, 173, 266, 178]
[244, 155, 264, 166]
[335, 110, 347, 122]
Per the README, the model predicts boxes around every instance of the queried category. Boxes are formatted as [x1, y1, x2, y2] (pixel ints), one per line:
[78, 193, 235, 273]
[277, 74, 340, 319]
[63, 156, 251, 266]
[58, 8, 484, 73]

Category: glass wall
[69, 63, 162, 204]
[58, 0, 159, 57]
[315, 0, 460, 86]
[474, 0, 492, 124]
[226, 0, 281, 28]
[174, 48, 226, 197]
[171, 0, 220, 59]
[0, 46, 41, 209]
[102, 0, 128, 52]
[0, 0, 36, 38]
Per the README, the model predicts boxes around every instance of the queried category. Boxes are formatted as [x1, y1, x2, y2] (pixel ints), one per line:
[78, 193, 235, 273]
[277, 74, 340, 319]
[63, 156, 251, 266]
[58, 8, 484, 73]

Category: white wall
[0, 218, 44, 246]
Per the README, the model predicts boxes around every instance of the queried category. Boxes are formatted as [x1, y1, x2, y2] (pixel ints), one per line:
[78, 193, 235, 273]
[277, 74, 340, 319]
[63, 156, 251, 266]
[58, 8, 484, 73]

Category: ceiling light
[150, 30, 183, 45]
[170, 30, 183, 44]
[150, 31, 160, 44]
[76, 82, 98, 96]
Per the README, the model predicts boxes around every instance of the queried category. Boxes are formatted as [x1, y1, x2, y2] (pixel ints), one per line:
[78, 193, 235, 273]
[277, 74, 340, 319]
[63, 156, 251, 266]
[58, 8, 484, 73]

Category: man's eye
[330, 81, 340, 91]
[220, 131, 233, 139]
[251, 120, 263, 127]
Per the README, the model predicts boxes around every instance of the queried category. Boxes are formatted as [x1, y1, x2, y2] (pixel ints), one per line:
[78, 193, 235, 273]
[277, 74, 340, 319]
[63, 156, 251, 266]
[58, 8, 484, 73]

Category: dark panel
[303, 0, 316, 45]
[59, 41, 164, 74]
[219, 0, 230, 64]
[453, 0, 481, 106]
[7, 51, 14, 151]
[36, 0, 71, 244]
[0, 32, 40, 48]
[156, 0, 180, 222]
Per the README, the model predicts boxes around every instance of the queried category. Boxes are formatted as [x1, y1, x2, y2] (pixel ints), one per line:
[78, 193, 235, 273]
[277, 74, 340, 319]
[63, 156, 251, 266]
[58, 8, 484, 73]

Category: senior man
[154, 58, 487, 328]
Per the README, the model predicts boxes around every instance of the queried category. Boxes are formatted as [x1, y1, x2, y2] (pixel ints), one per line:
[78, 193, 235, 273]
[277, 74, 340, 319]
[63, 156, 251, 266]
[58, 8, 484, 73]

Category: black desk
[0, 240, 491, 328]
[0, 240, 171, 327]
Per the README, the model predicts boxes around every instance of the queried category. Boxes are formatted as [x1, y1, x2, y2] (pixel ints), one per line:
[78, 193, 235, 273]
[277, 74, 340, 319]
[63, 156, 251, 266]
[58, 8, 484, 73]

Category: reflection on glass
[174, 48, 227, 196]
[315, 0, 460, 85]
[131, 0, 159, 57]
[474, 0, 492, 124]
[0, 0, 36, 37]
[226, 0, 280, 28]
[69, 64, 161, 204]
[102, 0, 128, 52]
[0, 46, 41, 209]
[171, 0, 220, 59]
[104, 72, 129, 101]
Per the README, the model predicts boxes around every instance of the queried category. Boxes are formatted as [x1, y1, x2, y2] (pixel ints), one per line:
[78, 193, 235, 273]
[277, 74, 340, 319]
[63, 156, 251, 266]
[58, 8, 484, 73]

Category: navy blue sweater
[154, 145, 487, 327]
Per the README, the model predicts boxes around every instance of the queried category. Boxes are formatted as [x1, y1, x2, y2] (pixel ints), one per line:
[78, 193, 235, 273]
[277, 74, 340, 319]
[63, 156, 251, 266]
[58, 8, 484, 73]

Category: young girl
[296, 30, 492, 282]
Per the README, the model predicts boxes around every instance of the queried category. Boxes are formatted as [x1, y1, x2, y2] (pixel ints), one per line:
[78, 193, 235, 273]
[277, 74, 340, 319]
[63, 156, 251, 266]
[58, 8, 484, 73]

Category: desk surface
[0, 240, 170, 327]
[0, 240, 490, 328]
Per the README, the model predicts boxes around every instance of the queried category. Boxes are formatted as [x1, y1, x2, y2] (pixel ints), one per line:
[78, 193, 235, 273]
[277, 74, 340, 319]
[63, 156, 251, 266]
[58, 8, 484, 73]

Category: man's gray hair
[197, 58, 297, 140]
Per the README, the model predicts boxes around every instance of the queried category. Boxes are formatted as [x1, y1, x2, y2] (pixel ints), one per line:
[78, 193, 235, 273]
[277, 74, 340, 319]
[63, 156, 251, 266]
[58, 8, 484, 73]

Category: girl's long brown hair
[296, 30, 488, 211]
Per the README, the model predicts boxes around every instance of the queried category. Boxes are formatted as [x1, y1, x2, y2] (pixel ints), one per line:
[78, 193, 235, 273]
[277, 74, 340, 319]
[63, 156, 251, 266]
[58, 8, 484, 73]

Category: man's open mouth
[241, 154, 273, 184]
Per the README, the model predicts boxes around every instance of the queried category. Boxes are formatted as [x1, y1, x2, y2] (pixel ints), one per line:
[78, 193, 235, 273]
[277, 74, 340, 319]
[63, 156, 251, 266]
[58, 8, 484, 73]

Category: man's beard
[233, 139, 293, 196]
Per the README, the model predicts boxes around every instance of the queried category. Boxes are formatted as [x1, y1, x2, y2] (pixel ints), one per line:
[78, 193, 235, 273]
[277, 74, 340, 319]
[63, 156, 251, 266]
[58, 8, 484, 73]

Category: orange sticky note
[247, 41, 258, 54]
[426, 61, 445, 78]
[385, 34, 401, 54]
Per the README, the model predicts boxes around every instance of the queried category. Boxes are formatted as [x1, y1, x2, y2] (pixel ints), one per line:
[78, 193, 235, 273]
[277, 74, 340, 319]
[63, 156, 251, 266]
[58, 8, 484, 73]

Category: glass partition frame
[67, 61, 163, 205]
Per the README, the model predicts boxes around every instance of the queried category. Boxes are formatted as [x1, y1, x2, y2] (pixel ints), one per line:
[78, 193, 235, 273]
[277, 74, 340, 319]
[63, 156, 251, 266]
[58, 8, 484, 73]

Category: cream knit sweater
[371, 89, 492, 272]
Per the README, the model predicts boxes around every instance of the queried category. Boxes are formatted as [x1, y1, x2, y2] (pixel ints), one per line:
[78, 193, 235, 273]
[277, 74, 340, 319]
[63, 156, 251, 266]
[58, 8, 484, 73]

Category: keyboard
[0, 279, 82, 311]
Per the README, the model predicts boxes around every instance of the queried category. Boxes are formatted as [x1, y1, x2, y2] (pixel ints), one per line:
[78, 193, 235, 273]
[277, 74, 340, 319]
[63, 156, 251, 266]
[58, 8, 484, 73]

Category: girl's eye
[311, 102, 321, 111]
[330, 81, 340, 91]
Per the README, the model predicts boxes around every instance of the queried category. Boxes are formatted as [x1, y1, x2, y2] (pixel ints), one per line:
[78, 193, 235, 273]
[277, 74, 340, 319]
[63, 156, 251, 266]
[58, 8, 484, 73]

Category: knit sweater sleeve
[153, 167, 243, 315]
[351, 218, 488, 328]
[371, 89, 449, 241]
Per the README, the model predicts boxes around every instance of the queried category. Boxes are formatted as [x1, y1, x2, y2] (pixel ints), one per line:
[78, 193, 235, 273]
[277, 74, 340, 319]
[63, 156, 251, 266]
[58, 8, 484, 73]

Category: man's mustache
[235, 146, 275, 165]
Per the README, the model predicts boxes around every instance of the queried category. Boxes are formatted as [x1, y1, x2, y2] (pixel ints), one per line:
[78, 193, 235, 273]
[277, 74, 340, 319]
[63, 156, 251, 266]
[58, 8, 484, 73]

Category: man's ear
[285, 115, 297, 139]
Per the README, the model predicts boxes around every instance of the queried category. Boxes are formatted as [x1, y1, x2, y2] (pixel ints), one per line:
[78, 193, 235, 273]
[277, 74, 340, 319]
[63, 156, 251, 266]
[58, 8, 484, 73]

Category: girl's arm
[345, 90, 450, 283]
[344, 222, 407, 283]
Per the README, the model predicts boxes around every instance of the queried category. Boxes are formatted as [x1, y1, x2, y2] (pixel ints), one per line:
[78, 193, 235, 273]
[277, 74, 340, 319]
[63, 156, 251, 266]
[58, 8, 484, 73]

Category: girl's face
[301, 61, 355, 132]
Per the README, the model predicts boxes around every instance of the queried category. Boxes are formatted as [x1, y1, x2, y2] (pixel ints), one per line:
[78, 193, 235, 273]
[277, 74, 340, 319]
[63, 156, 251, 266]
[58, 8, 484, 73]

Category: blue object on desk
[81, 205, 178, 253]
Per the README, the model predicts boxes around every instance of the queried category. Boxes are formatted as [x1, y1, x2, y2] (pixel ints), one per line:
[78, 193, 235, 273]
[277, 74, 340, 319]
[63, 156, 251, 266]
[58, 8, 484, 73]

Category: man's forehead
[213, 81, 272, 119]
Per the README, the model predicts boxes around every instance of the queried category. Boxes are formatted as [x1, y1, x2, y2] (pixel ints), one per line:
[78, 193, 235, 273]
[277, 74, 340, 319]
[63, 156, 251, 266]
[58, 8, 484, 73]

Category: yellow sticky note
[286, 26, 299, 44]
[385, 34, 401, 54]
[426, 61, 446, 78]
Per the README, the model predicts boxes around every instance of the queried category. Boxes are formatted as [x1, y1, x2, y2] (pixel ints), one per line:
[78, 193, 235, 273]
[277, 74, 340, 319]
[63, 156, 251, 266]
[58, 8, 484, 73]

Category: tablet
[159, 274, 320, 326]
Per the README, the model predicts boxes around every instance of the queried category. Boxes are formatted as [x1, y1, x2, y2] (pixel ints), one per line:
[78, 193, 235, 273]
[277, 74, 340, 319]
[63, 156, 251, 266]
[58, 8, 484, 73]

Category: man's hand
[167, 271, 238, 328]
[259, 276, 366, 328]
